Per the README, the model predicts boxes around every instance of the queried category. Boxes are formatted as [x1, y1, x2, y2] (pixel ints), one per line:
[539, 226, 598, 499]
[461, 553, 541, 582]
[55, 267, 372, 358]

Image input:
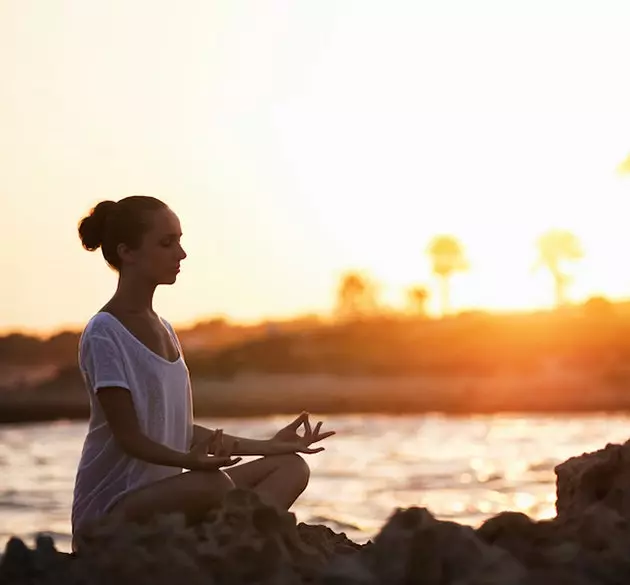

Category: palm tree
[427, 235, 467, 316]
[406, 286, 430, 317]
[335, 271, 378, 320]
[536, 229, 583, 308]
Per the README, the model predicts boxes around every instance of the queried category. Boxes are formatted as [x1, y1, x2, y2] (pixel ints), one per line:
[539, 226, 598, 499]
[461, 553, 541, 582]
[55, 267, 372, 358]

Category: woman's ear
[117, 242, 135, 266]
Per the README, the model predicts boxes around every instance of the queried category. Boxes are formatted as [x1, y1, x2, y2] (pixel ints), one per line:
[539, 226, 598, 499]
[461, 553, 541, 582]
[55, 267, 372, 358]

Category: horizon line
[1, 296, 626, 340]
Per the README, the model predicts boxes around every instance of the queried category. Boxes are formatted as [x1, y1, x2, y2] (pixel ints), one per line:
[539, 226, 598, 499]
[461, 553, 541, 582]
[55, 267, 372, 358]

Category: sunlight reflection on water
[1, 413, 629, 553]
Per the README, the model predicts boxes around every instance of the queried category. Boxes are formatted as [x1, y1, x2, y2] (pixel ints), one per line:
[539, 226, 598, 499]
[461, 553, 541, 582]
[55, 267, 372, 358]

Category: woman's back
[71, 311, 193, 534]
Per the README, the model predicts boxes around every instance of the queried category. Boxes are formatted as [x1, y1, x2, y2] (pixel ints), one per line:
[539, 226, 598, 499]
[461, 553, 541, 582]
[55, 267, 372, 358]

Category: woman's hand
[209, 429, 239, 457]
[269, 412, 335, 455]
[184, 429, 242, 471]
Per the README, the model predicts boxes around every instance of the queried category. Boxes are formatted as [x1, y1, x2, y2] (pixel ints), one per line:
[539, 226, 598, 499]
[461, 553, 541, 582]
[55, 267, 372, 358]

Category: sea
[1, 413, 629, 553]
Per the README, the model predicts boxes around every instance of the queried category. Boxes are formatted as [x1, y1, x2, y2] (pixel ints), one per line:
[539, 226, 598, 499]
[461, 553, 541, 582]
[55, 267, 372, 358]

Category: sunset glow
[2, 1, 630, 334]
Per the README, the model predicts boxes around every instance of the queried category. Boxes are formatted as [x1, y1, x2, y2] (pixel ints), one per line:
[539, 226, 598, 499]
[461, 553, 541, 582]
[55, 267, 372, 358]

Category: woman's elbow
[112, 429, 144, 458]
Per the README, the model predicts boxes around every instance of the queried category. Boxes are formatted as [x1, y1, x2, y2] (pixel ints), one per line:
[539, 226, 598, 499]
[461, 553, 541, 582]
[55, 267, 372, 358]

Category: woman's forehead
[146, 208, 182, 236]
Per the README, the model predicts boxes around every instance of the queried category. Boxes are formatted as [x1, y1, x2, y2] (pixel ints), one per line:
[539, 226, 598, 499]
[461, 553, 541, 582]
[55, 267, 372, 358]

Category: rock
[66, 489, 352, 585]
[550, 440, 630, 583]
[555, 440, 630, 521]
[296, 523, 362, 556]
[0, 537, 33, 583]
[477, 512, 561, 566]
[364, 507, 527, 585]
[320, 553, 378, 585]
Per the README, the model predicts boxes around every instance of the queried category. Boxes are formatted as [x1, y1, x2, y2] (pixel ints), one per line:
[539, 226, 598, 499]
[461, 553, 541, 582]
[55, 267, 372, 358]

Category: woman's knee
[277, 453, 310, 487]
[189, 470, 236, 502]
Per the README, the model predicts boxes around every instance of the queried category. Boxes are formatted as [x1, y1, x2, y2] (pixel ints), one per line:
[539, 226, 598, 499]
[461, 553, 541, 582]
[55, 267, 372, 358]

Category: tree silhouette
[335, 271, 379, 321]
[536, 229, 583, 308]
[427, 235, 467, 316]
[406, 286, 430, 317]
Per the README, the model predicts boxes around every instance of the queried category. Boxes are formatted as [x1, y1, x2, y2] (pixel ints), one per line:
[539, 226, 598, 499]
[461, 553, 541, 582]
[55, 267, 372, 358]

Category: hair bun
[78, 200, 117, 251]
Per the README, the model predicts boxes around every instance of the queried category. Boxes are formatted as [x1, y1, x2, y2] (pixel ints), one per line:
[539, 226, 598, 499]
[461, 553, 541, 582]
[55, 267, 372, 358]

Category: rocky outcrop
[555, 440, 630, 521]
[5, 440, 630, 584]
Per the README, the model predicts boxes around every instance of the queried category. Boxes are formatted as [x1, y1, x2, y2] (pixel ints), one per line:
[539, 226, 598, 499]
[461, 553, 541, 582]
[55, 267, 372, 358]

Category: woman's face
[119, 207, 187, 285]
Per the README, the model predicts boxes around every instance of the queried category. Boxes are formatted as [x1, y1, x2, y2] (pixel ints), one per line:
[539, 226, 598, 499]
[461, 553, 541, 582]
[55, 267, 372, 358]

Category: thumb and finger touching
[189, 429, 242, 469]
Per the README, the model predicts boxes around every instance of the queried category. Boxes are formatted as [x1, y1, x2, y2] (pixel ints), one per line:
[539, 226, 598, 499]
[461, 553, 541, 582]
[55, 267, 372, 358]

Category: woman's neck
[110, 273, 158, 315]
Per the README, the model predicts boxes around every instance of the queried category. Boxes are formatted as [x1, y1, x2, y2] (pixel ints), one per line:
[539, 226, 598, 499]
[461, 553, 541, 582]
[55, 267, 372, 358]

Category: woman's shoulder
[80, 312, 120, 341]
[159, 316, 175, 332]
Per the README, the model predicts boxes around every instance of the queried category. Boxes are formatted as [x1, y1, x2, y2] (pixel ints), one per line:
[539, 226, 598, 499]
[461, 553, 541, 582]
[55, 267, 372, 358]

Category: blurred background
[2, 0, 630, 553]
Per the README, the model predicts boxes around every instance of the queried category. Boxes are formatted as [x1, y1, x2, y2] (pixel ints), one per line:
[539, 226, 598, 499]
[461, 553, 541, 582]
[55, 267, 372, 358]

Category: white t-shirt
[71, 312, 193, 535]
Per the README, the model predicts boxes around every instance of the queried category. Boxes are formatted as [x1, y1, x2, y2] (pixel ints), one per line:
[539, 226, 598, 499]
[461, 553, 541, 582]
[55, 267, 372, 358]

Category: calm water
[1, 413, 629, 553]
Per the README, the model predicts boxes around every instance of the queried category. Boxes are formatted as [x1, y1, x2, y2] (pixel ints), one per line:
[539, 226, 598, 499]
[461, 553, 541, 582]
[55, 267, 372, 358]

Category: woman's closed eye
[160, 237, 179, 248]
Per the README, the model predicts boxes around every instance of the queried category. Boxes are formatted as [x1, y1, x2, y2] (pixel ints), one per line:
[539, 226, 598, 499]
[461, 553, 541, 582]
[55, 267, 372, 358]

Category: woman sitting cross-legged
[71, 195, 335, 551]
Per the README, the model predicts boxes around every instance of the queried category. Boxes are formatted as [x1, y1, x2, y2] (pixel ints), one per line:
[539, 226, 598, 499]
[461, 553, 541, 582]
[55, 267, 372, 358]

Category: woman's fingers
[209, 456, 242, 469]
[192, 433, 216, 456]
[303, 420, 335, 445]
[224, 456, 242, 467]
[313, 430, 336, 443]
[303, 416, 312, 440]
[312, 421, 322, 439]
[300, 446, 325, 454]
[218, 437, 239, 458]
[194, 455, 242, 471]
[199, 429, 240, 459]
[286, 412, 308, 432]
[210, 429, 223, 455]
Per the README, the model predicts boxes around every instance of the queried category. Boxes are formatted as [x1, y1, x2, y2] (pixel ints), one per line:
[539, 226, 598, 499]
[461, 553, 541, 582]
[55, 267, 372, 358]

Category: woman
[71, 195, 334, 548]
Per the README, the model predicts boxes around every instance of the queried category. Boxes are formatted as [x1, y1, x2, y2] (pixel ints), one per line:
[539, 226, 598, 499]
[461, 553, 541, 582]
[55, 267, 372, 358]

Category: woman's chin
[159, 274, 179, 285]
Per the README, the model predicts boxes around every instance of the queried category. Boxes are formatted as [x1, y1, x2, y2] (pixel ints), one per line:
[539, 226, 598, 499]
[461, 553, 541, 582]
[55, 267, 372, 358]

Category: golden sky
[1, 0, 630, 334]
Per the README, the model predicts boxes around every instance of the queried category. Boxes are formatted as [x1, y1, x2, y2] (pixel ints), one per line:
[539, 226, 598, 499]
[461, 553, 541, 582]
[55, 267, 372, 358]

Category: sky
[1, 0, 630, 335]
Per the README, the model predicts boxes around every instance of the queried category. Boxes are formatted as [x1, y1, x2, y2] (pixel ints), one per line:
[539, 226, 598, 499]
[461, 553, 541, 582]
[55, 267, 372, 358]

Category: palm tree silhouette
[427, 235, 467, 316]
[335, 271, 378, 320]
[535, 229, 583, 308]
[407, 286, 430, 316]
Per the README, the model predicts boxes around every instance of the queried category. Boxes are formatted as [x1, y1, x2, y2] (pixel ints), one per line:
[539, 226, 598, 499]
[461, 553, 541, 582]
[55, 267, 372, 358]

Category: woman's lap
[74, 453, 311, 545]
[103, 468, 234, 524]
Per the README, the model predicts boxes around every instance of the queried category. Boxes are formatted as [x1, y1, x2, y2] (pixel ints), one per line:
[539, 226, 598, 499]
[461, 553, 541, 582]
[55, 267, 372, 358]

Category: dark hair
[78, 196, 168, 270]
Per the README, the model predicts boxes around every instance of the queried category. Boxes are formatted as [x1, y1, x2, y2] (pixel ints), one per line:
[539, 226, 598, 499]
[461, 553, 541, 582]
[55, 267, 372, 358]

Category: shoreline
[1, 372, 630, 424]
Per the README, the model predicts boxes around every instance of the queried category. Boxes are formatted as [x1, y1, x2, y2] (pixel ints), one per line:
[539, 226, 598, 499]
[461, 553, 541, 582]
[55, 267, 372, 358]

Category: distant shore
[4, 303, 630, 425]
[1, 371, 629, 424]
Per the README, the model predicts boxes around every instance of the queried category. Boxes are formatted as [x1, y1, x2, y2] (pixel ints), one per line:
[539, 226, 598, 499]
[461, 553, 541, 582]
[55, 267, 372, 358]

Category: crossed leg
[225, 453, 310, 509]
[96, 454, 310, 529]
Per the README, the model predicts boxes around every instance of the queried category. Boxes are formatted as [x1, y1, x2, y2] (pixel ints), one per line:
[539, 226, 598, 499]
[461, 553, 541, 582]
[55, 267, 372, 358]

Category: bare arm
[191, 421, 332, 457]
[97, 388, 243, 469]
[98, 387, 191, 466]
[192, 424, 274, 456]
